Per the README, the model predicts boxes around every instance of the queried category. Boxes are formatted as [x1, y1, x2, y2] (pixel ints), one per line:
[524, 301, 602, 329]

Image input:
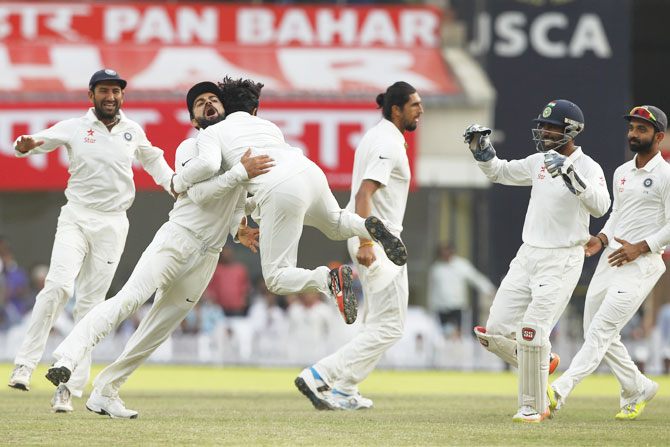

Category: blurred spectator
[0, 237, 30, 326]
[427, 243, 495, 338]
[621, 309, 650, 374]
[657, 302, 670, 374]
[206, 246, 251, 316]
[286, 291, 333, 363]
[247, 280, 286, 358]
[26, 263, 48, 313]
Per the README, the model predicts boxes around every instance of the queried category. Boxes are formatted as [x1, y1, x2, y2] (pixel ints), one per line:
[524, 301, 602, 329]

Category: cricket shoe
[46, 362, 72, 386]
[328, 265, 357, 324]
[512, 405, 550, 423]
[51, 384, 73, 413]
[364, 216, 407, 266]
[615, 380, 659, 421]
[547, 384, 563, 419]
[86, 388, 138, 419]
[8, 364, 33, 391]
[294, 367, 335, 411]
[325, 389, 374, 411]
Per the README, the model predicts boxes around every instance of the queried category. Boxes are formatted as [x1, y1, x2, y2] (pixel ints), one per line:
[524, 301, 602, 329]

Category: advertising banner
[0, 101, 416, 191]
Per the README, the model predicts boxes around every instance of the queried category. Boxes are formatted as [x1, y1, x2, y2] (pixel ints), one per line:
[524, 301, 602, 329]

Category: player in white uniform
[44, 81, 273, 418]
[170, 77, 408, 326]
[8, 69, 174, 413]
[464, 99, 611, 422]
[548, 105, 669, 420]
[294, 82, 422, 411]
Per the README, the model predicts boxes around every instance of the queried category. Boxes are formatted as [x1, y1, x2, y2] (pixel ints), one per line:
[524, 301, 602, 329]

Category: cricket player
[295, 82, 421, 411]
[170, 77, 408, 326]
[8, 69, 174, 413]
[464, 99, 611, 422]
[44, 81, 273, 418]
[549, 105, 669, 420]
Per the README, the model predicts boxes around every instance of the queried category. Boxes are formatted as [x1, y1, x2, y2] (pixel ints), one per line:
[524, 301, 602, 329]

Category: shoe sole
[51, 407, 73, 414]
[365, 217, 407, 266]
[294, 376, 334, 411]
[86, 404, 138, 419]
[45, 366, 71, 386]
[338, 265, 357, 325]
[8, 383, 29, 391]
[513, 407, 550, 423]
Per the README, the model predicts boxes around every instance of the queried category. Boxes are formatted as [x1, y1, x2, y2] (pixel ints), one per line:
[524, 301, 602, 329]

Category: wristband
[359, 242, 374, 249]
[596, 234, 607, 249]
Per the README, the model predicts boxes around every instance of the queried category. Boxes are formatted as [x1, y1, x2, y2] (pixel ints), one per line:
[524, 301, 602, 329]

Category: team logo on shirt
[537, 166, 546, 180]
[124, 132, 132, 141]
[644, 178, 653, 187]
[84, 128, 96, 144]
[522, 327, 536, 341]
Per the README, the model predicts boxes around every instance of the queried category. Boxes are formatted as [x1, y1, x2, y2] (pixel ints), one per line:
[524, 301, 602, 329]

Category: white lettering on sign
[130, 47, 282, 90]
[259, 110, 380, 168]
[104, 6, 217, 44]
[0, 4, 90, 41]
[0, 44, 101, 89]
[278, 48, 437, 91]
[237, 7, 438, 46]
[469, 11, 612, 58]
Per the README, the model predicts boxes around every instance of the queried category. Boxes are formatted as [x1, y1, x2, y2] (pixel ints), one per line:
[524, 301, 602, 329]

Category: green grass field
[2, 364, 669, 446]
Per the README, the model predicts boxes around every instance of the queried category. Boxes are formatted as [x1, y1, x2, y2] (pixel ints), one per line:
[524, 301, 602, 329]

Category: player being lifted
[169, 77, 408, 325]
[464, 100, 610, 422]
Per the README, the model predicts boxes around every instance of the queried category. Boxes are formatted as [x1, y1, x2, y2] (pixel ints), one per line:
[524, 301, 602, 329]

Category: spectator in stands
[206, 246, 251, 316]
[287, 291, 333, 363]
[0, 239, 30, 326]
[247, 279, 286, 358]
[656, 302, 670, 374]
[426, 243, 495, 338]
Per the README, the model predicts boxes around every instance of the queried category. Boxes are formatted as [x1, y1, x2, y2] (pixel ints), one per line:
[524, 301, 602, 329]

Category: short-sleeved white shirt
[345, 118, 411, 235]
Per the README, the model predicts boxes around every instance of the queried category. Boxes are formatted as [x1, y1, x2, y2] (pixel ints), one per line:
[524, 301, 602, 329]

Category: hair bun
[375, 93, 385, 107]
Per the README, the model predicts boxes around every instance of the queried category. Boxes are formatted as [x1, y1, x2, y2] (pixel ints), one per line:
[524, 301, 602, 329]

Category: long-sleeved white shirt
[477, 147, 610, 248]
[427, 256, 496, 312]
[600, 151, 670, 254]
[170, 137, 246, 251]
[14, 108, 174, 212]
[345, 118, 410, 235]
[171, 111, 311, 204]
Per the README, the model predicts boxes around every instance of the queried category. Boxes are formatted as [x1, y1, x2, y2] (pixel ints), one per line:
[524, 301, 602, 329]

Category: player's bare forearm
[355, 179, 380, 244]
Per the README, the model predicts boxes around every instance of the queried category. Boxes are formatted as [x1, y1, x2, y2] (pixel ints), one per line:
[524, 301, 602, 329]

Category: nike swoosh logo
[182, 158, 192, 167]
[538, 284, 547, 287]
[379, 156, 390, 160]
[106, 261, 114, 264]
[186, 298, 196, 303]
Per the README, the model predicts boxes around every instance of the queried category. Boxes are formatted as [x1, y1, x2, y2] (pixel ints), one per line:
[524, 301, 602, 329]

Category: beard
[628, 137, 654, 153]
[93, 100, 120, 120]
[195, 113, 224, 130]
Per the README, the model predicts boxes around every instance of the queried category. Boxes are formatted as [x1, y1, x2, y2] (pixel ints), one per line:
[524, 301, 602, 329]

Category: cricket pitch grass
[1, 364, 669, 446]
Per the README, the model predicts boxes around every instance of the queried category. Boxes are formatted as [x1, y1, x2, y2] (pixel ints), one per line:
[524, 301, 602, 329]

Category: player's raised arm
[171, 124, 223, 194]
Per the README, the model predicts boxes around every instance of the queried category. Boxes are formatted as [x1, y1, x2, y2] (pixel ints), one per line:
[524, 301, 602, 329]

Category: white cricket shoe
[325, 389, 374, 411]
[295, 367, 335, 411]
[8, 364, 33, 391]
[51, 384, 74, 413]
[86, 388, 138, 419]
[513, 405, 550, 423]
[615, 379, 659, 420]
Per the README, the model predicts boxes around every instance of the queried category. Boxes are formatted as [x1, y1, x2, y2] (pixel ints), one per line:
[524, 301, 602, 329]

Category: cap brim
[623, 114, 664, 132]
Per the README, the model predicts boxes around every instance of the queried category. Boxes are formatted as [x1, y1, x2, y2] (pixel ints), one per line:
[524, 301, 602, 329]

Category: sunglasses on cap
[629, 106, 657, 123]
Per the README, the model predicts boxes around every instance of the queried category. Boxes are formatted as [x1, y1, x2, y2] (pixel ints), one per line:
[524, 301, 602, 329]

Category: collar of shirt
[568, 146, 584, 162]
[379, 118, 407, 149]
[85, 108, 126, 126]
[632, 151, 664, 172]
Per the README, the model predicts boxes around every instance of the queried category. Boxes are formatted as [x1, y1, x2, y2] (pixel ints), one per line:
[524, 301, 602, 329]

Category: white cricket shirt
[169, 137, 246, 251]
[172, 111, 311, 204]
[345, 118, 411, 235]
[14, 109, 173, 212]
[600, 151, 670, 254]
[477, 147, 611, 248]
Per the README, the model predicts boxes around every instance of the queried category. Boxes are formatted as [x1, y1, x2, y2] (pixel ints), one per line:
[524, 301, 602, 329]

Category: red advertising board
[0, 3, 459, 96]
[0, 101, 416, 191]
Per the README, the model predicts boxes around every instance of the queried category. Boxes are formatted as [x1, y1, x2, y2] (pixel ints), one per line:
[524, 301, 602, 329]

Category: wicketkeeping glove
[543, 150, 587, 195]
[463, 124, 495, 162]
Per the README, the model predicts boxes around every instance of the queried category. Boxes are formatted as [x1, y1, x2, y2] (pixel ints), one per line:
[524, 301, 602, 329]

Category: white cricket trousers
[486, 244, 584, 347]
[315, 240, 408, 395]
[14, 202, 129, 397]
[257, 161, 369, 296]
[552, 248, 665, 407]
[52, 221, 219, 398]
